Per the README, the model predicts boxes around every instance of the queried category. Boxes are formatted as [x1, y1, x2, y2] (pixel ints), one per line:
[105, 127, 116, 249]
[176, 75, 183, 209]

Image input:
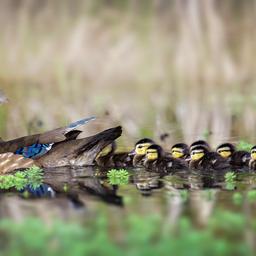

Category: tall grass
[0, 0, 256, 147]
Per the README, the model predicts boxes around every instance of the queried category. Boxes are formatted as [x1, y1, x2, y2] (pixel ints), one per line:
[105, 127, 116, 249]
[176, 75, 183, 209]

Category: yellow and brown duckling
[143, 144, 188, 173]
[190, 140, 211, 151]
[171, 143, 190, 160]
[249, 146, 256, 170]
[96, 138, 154, 168]
[216, 143, 250, 169]
[189, 145, 230, 171]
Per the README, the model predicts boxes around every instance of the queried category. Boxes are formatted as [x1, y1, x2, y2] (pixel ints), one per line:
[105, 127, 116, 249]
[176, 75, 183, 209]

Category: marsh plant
[107, 169, 130, 185]
[0, 166, 43, 190]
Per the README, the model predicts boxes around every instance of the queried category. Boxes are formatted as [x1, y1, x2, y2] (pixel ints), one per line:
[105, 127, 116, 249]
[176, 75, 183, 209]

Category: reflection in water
[19, 184, 56, 198]
[0, 166, 256, 231]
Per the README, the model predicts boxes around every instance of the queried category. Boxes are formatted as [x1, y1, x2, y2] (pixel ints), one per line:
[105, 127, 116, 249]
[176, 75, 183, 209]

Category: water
[1, 167, 256, 225]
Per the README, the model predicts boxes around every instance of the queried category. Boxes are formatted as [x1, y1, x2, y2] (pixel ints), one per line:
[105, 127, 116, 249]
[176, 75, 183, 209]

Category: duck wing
[36, 126, 122, 167]
[0, 116, 95, 154]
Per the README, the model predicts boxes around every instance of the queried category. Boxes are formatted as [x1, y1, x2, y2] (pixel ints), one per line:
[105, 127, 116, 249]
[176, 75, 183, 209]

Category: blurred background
[1, 0, 256, 145]
[1, 1, 256, 255]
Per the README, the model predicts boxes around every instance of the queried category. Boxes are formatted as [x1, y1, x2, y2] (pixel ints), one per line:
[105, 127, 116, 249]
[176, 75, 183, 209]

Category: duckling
[132, 138, 155, 167]
[190, 140, 211, 151]
[143, 144, 188, 173]
[171, 143, 190, 160]
[96, 138, 154, 168]
[189, 145, 230, 171]
[216, 143, 250, 169]
[249, 146, 256, 170]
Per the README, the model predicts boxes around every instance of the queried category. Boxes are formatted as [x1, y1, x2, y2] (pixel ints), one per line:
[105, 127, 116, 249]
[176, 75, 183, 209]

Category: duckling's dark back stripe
[15, 143, 53, 158]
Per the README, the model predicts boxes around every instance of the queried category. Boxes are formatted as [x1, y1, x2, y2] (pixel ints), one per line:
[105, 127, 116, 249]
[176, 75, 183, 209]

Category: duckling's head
[145, 144, 164, 161]
[171, 143, 189, 159]
[190, 145, 209, 161]
[251, 146, 256, 160]
[216, 143, 236, 158]
[190, 140, 211, 152]
[135, 138, 155, 155]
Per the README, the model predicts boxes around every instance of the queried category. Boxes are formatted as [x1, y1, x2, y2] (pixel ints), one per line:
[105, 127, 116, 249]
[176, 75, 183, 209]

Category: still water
[1, 167, 256, 226]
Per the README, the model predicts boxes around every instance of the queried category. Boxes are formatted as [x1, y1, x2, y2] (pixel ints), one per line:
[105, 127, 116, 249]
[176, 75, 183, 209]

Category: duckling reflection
[131, 170, 164, 196]
[216, 143, 250, 169]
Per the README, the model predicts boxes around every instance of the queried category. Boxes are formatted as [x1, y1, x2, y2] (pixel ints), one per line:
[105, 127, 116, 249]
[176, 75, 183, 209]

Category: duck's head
[134, 138, 155, 155]
[190, 140, 211, 152]
[251, 146, 256, 160]
[190, 145, 209, 161]
[171, 143, 189, 159]
[145, 144, 164, 161]
[216, 143, 236, 158]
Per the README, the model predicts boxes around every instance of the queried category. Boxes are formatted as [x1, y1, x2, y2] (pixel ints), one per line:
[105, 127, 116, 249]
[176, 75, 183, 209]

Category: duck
[249, 146, 256, 170]
[143, 144, 188, 173]
[96, 138, 155, 168]
[171, 143, 190, 160]
[0, 119, 122, 173]
[216, 143, 250, 169]
[189, 145, 230, 171]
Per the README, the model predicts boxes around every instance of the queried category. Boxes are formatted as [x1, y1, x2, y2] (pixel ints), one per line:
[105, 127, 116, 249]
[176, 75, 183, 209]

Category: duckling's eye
[137, 145, 143, 149]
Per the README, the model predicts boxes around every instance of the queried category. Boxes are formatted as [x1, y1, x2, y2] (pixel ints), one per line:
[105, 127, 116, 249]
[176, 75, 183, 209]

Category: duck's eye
[137, 145, 143, 149]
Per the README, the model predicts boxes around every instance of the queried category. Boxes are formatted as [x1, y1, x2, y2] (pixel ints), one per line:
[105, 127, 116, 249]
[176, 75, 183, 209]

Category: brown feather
[0, 153, 37, 174]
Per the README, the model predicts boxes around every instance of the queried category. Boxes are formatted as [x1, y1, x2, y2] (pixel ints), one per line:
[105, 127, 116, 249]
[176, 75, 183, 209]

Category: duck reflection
[131, 169, 164, 196]
[43, 166, 123, 207]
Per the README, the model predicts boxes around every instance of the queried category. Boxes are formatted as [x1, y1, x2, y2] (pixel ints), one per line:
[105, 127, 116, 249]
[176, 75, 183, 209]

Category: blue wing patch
[19, 184, 55, 198]
[66, 116, 96, 131]
[15, 143, 53, 158]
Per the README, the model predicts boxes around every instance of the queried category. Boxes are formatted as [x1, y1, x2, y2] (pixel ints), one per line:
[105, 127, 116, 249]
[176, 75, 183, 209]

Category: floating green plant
[107, 169, 130, 185]
[224, 172, 236, 190]
[0, 165, 43, 190]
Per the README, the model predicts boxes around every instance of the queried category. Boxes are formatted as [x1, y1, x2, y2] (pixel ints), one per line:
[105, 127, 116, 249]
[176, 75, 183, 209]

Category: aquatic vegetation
[0, 210, 253, 256]
[224, 172, 237, 183]
[107, 169, 130, 185]
[247, 190, 256, 203]
[224, 172, 237, 190]
[237, 141, 254, 152]
[232, 192, 243, 206]
[0, 166, 43, 190]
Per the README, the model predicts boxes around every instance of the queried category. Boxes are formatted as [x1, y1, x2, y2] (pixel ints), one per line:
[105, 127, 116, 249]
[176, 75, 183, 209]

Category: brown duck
[0, 117, 122, 173]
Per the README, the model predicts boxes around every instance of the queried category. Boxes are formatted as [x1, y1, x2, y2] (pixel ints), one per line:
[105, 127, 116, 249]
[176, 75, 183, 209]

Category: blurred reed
[0, 0, 256, 147]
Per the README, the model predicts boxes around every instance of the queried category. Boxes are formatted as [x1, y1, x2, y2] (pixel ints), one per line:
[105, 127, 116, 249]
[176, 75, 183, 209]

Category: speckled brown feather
[0, 153, 37, 174]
